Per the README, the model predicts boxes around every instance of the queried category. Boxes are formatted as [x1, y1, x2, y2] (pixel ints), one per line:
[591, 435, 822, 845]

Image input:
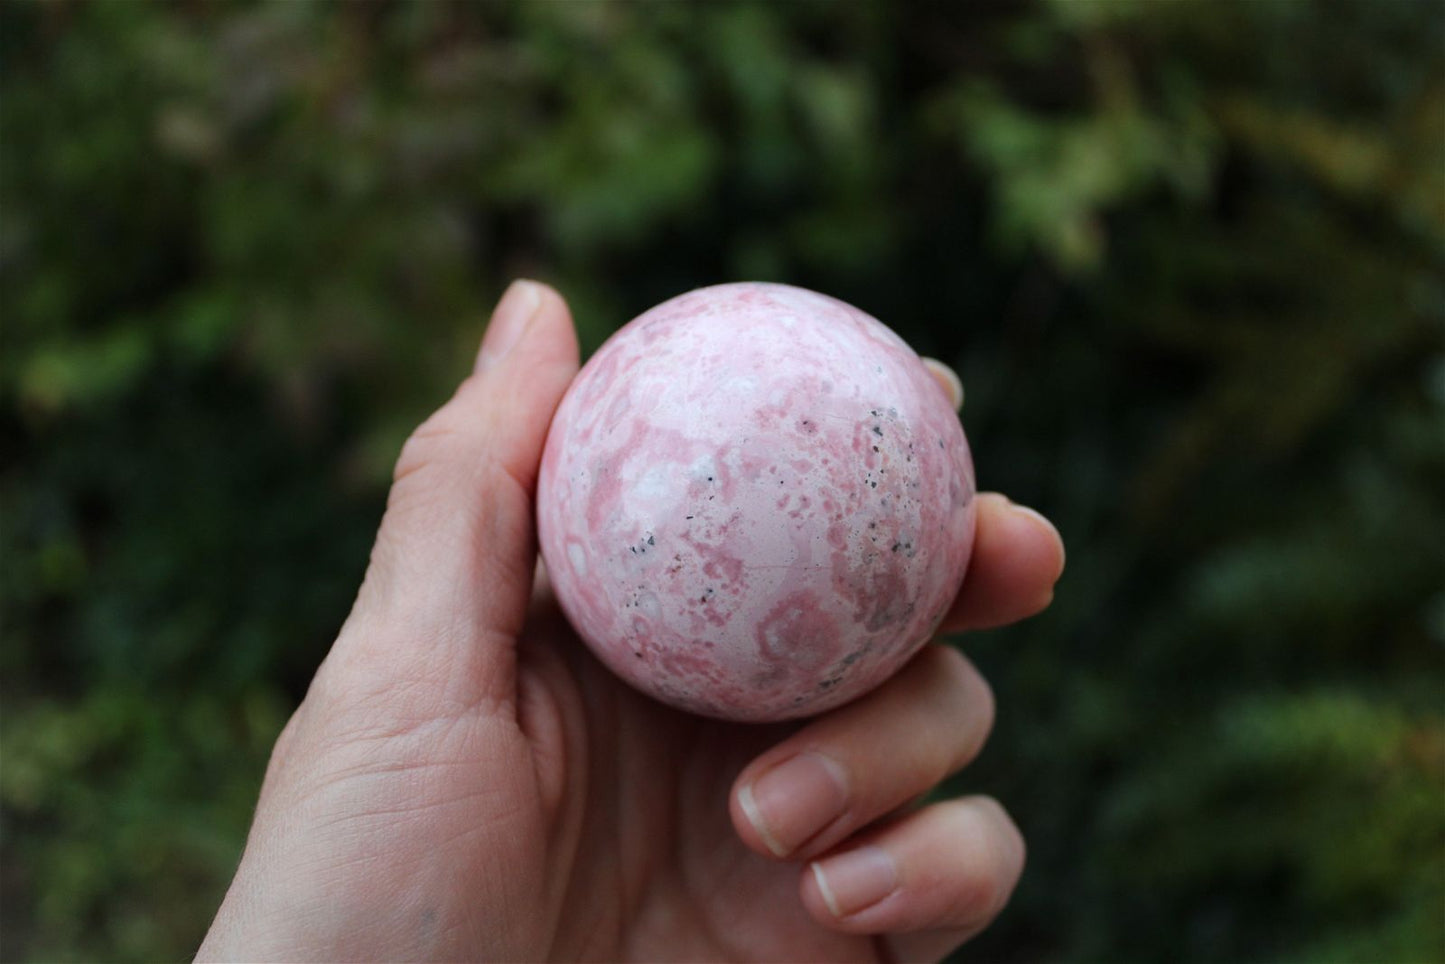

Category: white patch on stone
[720, 375, 757, 399]
[635, 464, 672, 502]
[566, 541, 587, 578]
[690, 455, 718, 483]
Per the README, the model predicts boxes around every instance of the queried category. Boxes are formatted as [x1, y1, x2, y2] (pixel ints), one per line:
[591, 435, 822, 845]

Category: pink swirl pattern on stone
[537, 282, 976, 721]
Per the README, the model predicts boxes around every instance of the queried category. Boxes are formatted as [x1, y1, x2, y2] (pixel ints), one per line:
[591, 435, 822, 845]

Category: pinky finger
[799, 796, 1025, 960]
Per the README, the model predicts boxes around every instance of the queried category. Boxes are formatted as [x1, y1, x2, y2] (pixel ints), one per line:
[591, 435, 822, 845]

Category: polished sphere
[537, 282, 977, 721]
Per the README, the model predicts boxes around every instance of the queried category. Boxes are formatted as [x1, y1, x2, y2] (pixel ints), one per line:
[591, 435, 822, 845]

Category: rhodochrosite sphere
[537, 282, 977, 721]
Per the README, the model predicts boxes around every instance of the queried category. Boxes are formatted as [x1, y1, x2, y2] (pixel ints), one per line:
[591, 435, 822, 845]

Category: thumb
[329, 280, 580, 708]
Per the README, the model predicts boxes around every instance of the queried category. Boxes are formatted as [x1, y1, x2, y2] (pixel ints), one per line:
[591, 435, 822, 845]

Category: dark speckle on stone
[647, 534, 655, 546]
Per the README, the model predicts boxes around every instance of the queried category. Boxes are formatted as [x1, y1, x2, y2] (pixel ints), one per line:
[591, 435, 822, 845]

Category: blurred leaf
[2, 1, 1443, 961]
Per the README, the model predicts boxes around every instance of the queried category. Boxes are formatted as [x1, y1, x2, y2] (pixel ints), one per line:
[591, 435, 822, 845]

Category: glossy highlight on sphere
[537, 282, 977, 721]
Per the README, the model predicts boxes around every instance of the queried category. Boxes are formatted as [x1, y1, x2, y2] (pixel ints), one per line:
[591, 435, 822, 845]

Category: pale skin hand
[197, 282, 1067, 963]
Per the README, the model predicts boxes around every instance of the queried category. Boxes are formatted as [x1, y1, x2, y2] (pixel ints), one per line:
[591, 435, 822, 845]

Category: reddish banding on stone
[536, 282, 977, 722]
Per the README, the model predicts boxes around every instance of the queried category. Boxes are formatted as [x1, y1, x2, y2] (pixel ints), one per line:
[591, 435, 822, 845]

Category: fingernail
[811, 845, 899, 918]
[1007, 501, 1066, 578]
[476, 280, 543, 372]
[921, 357, 964, 412]
[738, 751, 850, 857]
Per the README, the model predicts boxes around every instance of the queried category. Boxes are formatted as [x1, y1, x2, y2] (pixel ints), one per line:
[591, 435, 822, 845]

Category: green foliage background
[3, 2, 1443, 961]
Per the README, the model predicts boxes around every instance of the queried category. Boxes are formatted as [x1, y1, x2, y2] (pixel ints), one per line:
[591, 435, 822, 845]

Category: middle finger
[730, 644, 995, 861]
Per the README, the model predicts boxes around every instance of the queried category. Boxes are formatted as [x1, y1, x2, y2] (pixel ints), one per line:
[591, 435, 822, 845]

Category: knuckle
[931, 796, 1026, 927]
[928, 646, 995, 770]
[927, 641, 969, 681]
[264, 711, 303, 775]
[956, 867, 1008, 925]
[964, 793, 1010, 831]
[393, 415, 452, 485]
[966, 794, 1027, 886]
[933, 645, 989, 708]
[971, 676, 997, 750]
[391, 377, 483, 485]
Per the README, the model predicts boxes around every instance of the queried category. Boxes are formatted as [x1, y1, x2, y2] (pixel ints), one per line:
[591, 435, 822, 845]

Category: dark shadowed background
[2, 2, 1443, 961]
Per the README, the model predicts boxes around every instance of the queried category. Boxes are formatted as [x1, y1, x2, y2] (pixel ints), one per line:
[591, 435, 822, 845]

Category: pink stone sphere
[536, 282, 977, 722]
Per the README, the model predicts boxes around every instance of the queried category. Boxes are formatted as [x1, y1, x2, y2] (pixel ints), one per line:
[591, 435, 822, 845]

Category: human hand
[197, 281, 1066, 963]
